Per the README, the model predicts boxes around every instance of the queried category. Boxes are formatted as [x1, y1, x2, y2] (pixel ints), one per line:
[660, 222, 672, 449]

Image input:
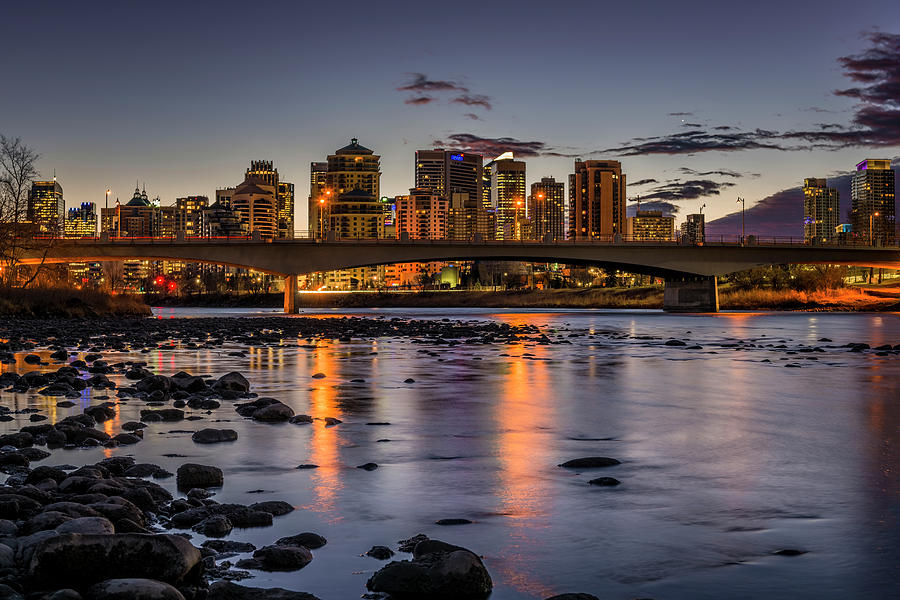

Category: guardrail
[27, 233, 898, 249]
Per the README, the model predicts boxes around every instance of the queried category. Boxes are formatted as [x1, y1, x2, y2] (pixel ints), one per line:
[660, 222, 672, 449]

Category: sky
[1, 0, 898, 233]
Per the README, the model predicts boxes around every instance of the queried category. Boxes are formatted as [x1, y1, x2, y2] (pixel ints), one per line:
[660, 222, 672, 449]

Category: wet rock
[56, 516, 116, 535]
[194, 514, 233, 538]
[214, 372, 250, 394]
[192, 429, 238, 444]
[295, 464, 318, 470]
[250, 544, 313, 571]
[24, 353, 42, 364]
[50, 349, 69, 361]
[367, 545, 394, 560]
[311, 373, 326, 379]
[113, 433, 141, 445]
[251, 402, 294, 423]
[275, 532, 326, 549]
[773, 549, 807, 556]
[123, 421, 148, 431]
[176, 464, 224, 489]
[588, 477, 621, 486]
[403, 378, 416, 383]
[207, 581, 321, 600]
[288, 414, 313, 424]
[323, 417, 341, 426]
[26, 533, 202, 590]
[357, 462, 379, 471]
[42, 590, 82, 600]
[558, 457, 621, 468]
[544, 595, 600, 600]
[202, 540, 256, 553]
[140, 409, 184, 422]
[249, 501, 294, 517]
[0, 584, 24, 600]
[85, 578, 186, 600]
[366, 539, 492, 599]
[664, 339, 687, 346]
[397, 534, 429, 553]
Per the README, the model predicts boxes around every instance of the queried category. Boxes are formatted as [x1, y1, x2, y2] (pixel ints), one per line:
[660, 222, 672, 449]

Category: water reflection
[304, 344, 344, 519]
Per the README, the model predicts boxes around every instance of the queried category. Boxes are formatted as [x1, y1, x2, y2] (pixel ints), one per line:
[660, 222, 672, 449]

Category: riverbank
[0, 287, 151, 317]
[149, 285, 900, 312]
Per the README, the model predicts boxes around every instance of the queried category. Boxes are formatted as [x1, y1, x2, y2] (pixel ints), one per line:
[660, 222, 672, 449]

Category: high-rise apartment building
[851, 159, 895, 245]
[415, 150, 483, 202]
[568, 160, 625, 240]
[485, 153, 526, 240]
[64, 202, 97, 238]
[27, 180, 64, 232]
[803, 178, 839, 244]
[245, 160, 294, 238]
[626, 210, 675, 241]
[529, 177, 566, 240]
[395, 188, 449, 240]
[449, 192, 493, 241]
[679, 213, 705, 244]
[308, 161, 327, 237]
[323, 189, 386, 288]
[175, 196, 208, 236]
[232, 178, 277, 239]
[326, 138, 380, 198]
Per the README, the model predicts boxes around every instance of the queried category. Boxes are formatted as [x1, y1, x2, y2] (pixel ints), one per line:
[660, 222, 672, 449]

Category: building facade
[626, 210, 675, 241]
[64, 203, 97, 238]
[308, 161, 328, 237]
[679, 213, 705, 244]
[415, 149, 483, 202]
[528, 177, 566, 240]
[27, 180, 64, 233]
[245, 160, 294, 238]
[175, 196, 209, 236]
[232, 178, 277, 239]
[449, 192, 493, 241]
[803, 178, 839, 244]
[568, 160, 625, 240]
[851, 159, 895, 246]
[485, 153, 526, 240]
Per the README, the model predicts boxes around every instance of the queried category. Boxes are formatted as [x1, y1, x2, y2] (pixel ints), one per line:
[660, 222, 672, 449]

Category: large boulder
[56, 516, 115, 535]
[207, 581, 320, 600]
[26, 533, 202, 591]
[214, 372, 250, 394]
[252, 402, 294, 422]
[248, 544, 312, 571]
[85, 578, 186, 600]
[366, 540, 492, 599]
[176, 464, 223, 489]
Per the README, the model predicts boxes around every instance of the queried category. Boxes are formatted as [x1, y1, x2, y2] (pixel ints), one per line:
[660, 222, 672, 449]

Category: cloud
[404, 96, 435, 105]
[627, 201, 680, 217]
[631, 178, 658, 186]
[397, 73, 468, 93]
[452, 95, 493, 110]
[678, 167, 744, 178]
[601, 32, 900, 155]
[639, 179, 736, 202]
[432, 134, 548, 157]
[463, 113, 481, 120]
[668, 112, 694, 116]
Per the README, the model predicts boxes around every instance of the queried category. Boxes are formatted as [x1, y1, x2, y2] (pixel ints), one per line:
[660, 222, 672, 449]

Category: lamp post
[870, 211, 880, 246]
[736, 197, 745, 244]
[515, 199, 523, 240]
[319, 190, 332, 239]
[105, 189, 110, 237]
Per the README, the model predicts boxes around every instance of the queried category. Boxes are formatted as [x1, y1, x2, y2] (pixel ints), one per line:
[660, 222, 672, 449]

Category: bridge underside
[20, 240, 900, 314]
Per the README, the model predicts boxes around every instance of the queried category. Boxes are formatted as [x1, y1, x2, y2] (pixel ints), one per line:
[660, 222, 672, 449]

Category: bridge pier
[283, 275, 297, 314]
[663, 277, 719, 313]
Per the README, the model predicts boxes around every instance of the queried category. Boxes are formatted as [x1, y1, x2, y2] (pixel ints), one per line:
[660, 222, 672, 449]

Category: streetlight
[870, 211, 880, 246]
[736, 197, 745, 244]
[515, 199, 523, 240]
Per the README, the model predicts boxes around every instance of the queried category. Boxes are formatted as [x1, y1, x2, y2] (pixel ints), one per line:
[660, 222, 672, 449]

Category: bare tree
[0, 135, 44, 287]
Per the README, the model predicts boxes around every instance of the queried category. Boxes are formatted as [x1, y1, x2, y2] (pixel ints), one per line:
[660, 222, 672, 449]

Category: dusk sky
[3, 0, 898, 231]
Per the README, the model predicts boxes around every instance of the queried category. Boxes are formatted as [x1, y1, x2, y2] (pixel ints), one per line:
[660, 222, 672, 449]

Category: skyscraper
[851, 159, 895, 245]
[485, 152, 526, 240]
[448, 192, 492, 241]
[27, 180, 64, 232]
[245, 160, 294, 238]
[175, 196, 209, 236]
[308, 161, 327, 237]
[326, 138, 380, 198]
[529, 177, 566, 240]
[680, 213, 705, 244]
[64, 202, 97, 238]
[568, 160, 625, 240]
[803, 178, 839, 244]
[232, 178, 277, 239]
[415, 149, 483, 202]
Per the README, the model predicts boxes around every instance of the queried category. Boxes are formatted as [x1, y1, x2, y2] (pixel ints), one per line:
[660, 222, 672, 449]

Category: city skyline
[2, 1, 898, 232]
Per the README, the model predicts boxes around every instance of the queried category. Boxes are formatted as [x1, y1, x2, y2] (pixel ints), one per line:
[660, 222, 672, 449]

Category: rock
[214, 372, 250, 394]
[295, 464, 318, 470]
[25, 353, 42, 364]
[123, 421, 148, 431]
[367, 545, 394, 560]
[435, 518, 472, 525]
[21, 511, 73, 535]
[250, 544, 313, 571]
[26, 533, 202, 590]
[0, 584, 24, 600]
[367, 540, 492, 599]
[311, 372, 326, 379]
[56, 517, 116, 535]
[191, 429, 238, 444]
[323, 417, 341, 427]
[176, 464, 224, 489]
[357, 462, 378, 471]
[288, 414, 313, 424]
[0, 543, 14, 568]
[397, 534, 429, 553]
[252, 402, 294, 423]
[588, 477, 621, 486]
[201, 540, 256, 553]
[275, 532, 326, 549]
[43, 590, 82, 600]
[194, 514, 233, 538]
[207, 581, 320, 600]
[85, 578, 186, 600]
[664, 339, 687, 346]
[113, 433, 141, 445]
[544, 595, 600, 600]
[558, 457, 620, 468]
[773, 549, 807, 556]
[140, 409, 184, 422]
[403, 378, 415, 383]
[249, 501, 294, 516]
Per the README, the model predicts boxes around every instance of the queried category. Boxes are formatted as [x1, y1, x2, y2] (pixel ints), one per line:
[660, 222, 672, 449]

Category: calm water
[2, 308, 899, 599]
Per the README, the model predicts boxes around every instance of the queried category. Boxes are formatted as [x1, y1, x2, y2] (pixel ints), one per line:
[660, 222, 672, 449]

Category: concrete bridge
[21, 237, 900, 313]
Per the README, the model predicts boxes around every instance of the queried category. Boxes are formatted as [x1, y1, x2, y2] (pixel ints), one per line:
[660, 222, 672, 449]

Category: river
[2, 308, 898, 599]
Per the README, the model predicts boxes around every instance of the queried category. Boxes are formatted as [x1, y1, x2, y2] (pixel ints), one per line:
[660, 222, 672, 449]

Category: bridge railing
[28, 233, 897, 248]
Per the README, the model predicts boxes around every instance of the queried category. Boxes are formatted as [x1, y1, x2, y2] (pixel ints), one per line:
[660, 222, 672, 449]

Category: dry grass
[719, 286, 898, 311]
[0, 287, 151, 317]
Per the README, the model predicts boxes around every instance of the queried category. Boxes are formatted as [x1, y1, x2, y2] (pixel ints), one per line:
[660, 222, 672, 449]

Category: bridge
[20, 236, 900, 313]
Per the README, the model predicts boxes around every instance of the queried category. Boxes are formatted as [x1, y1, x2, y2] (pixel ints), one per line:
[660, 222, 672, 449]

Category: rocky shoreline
[0, 316, 607, 599]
